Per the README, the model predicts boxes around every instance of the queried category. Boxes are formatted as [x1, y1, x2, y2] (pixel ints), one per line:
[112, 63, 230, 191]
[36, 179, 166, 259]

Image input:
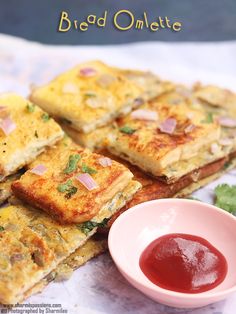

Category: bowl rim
[108, 198, 236, 300]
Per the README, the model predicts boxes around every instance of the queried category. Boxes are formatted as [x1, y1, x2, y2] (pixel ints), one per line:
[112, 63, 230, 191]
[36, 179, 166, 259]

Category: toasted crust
[12, 141, 135, 223]
[125, 156, 228, 208]
[30, 61, 144, 133]
[175, 154, 236, 197]
[108, 99, 222, 182]
[0, 94, 63, 181]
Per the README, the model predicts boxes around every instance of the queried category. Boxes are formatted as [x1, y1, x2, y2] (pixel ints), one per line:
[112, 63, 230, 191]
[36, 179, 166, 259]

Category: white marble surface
[0, 34, 236, 314]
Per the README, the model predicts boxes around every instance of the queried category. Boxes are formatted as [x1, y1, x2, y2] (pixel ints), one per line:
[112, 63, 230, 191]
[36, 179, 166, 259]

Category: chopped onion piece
[133, 97, 145, 106]
[0, 117, 16, 135]
[62, 82, 79, 94]
[186, 112, 194, 119]
[131, 109, 158, 121]
[184, 124, 195, 133]
[219, 138, 232, 146]
[76, 173, 98, 191]
[218, 116, 236, 128]
[97, 74, 115, 87]
[159, 118, 177, 134]
[210, 143, 220, 154]
[30, 164, 47, 176]
[79, 67, 97, 77]
[98, 157, 112, 167]
[86, 97, 102, 108]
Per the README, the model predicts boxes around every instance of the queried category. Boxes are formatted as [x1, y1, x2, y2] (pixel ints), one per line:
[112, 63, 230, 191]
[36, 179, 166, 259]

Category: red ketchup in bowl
[139, 233, 227, 293]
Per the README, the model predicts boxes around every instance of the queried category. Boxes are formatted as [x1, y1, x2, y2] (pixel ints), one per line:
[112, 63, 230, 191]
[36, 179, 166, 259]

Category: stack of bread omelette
[0, 61, 236, 304]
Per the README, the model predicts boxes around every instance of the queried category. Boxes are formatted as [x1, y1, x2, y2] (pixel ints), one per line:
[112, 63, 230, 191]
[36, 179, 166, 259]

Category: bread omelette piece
[29, 60, 144, 134]
[0, 203, 96, 304]
[0, 94, 63, 182]
[1, 177, 140, 304]
[21, 236, 107, 302]
[131, 83, 236, 174]
[12, 140, 141, 223]
[107, 99, 224, 183]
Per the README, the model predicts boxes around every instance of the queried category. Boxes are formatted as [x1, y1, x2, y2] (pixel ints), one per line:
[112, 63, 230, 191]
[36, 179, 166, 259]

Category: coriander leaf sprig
[201, 112, 214, 124]
[119, 125, 136, 134]
[57, 179, 78, 199]
[41, 113, 51, 122]
[64, 154, 81, 174]
[26, 103, 35, 113]
[214, 184, 236, 214]
[77, 218, 110, 235]
[81, 163, 97, 174]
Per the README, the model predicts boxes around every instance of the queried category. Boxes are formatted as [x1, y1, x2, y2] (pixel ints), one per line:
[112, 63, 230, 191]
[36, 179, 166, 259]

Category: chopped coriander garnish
[34, 130, 38, 138]
[57, 179, 73, 193]
[119, 126, 136, 134]
[81, 163, 97, 175]
[57, 179, 78, 199]
[214, 184, 236, 213]
[26, 103, 35, 113]
[224, 161, 232, 169]
[64, 154, 81, 174]
[62, 134, 69, 146]
[41, 113, 51, 122]
[0, 226, 5, 232]
[78, 218, 110, 235]
[79, 221, 97, 235]
[65, 186, 78, 199]
[84, 92, 96, 97]
[201, 112, 213, 124]
[98, 218, 110, 228]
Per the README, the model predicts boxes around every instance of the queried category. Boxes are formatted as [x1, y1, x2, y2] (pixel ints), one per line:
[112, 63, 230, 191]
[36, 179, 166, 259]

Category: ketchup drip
[139, 233, 227, 293]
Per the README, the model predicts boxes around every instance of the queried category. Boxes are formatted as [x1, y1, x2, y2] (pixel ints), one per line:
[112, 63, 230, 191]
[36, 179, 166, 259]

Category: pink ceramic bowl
[108, 199, 236, 308]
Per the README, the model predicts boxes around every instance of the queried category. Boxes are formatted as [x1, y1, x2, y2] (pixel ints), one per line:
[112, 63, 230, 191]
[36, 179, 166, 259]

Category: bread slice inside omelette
[12, 138, 141, 223]
[107, 99, 223, 183]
